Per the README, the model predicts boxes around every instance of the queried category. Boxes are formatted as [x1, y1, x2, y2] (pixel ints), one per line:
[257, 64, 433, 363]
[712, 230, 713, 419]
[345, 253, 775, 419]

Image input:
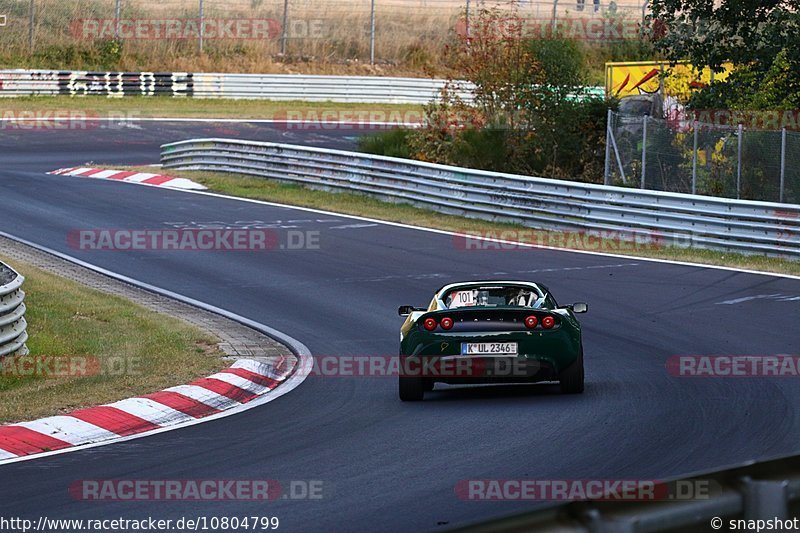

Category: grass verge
[1, 96, 423, 120]
[136, 168, 800, 277]
[0, 255, 226, 423]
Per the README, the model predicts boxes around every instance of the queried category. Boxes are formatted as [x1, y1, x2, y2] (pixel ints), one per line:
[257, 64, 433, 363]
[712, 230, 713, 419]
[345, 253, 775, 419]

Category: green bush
[358, 128, 413, 159]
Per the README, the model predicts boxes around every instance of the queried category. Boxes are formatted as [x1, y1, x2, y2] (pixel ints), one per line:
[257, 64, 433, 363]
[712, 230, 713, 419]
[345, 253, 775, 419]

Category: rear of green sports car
[398, 281, 586, 401]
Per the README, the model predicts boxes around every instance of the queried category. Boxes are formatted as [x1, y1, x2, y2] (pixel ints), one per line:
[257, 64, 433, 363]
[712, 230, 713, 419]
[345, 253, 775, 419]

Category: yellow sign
[605, 61, 733, 101]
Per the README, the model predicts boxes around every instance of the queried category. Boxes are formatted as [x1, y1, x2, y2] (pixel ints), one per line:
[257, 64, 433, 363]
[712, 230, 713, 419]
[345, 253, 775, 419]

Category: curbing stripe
[141, 391, 221, 419]
[207, 371, 272, 395]
[220, 367, 280, 389]
[162, 384, 241, 410]
[107, 397, 193, 427]
[69, 406, 161, 437]
[189, 377, 257, 403]
[0, 426, 71, 455]
[47, 168, 206, 191]
[15, 417, 118, 446]
[0, 358, 296, 460]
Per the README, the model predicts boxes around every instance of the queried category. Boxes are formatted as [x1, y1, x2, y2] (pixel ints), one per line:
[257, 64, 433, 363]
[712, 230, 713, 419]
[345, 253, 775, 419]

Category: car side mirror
[571, 302, 588, 314]
[398, 305, 423, 317]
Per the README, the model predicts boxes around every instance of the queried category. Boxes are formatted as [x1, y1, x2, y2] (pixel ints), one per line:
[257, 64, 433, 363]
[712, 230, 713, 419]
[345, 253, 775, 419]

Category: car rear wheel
[399, 354, 425, 401]
[399, 376, 425, 401]
[559, 348, 584, 394]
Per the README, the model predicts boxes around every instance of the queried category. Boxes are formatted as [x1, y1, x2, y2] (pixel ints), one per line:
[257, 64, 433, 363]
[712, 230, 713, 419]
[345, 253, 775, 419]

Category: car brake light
[423, 317, 438, 331]
[524, 315, 538, 329]
[440, 317, 454, 330]
[541, 316, 555, 329]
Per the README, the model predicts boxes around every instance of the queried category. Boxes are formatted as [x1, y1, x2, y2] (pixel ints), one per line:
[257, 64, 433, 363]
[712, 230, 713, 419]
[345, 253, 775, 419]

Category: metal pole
[737, 123, 743, 199]
[641, 115, 648, 189]
[692, 120, 698, 194]
[641, 0, 648, 31]
[280, 0, 289, 55]
[115, 0, 121, 39]
[198, 0, 204, 52]
[28, 0, 34, 53]
[604, 109, 612, 185]
[465, 0, 470, 42]
[369, 0, 376, 64]
[780, 128, 787, 203]
[551, 0, 558, 35]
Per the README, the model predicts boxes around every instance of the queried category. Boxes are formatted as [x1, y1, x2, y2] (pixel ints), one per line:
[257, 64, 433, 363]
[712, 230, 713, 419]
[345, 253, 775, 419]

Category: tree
[650, 0, 800, 110]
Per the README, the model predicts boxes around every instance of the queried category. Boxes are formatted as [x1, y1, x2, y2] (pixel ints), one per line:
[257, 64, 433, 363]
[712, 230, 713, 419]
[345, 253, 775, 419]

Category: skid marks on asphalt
[716, 293, 800, 305]
[162, 218, 349, 230]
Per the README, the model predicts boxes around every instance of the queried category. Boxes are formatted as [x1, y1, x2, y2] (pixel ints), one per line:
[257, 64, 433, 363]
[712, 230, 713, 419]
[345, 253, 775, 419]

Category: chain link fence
[0, 0, 647, 66]
[606, 110, 800, 204]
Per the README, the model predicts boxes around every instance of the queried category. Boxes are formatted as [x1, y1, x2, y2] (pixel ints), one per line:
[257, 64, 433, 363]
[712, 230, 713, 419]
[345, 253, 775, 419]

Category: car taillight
[440, 317, 454, 330]
[541, 316, 555, 329]
[524, 315, 538, 329]
[423, 317, 438, 331]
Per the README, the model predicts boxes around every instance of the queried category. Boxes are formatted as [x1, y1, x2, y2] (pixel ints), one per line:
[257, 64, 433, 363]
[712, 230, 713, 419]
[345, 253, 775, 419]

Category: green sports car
[398, 280, 587, 401]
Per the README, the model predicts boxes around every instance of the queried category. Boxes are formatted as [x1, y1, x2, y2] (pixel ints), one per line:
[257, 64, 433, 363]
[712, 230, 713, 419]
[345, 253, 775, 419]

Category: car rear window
[444, 286, 541, 309]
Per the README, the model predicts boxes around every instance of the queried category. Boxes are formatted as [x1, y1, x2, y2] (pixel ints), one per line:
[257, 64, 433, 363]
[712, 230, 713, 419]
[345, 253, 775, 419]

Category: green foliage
[358, 128, 413, 159]
[650, 0, 800, 111]
[360, 7, 614, 183]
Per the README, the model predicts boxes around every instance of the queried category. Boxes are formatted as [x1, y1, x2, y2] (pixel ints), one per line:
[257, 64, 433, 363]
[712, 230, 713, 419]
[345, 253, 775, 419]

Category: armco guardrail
[160, 139, 800, 259]
[452, 452, 800, 532]
[0, 261, 28, 358]
[0, 69, 605, 104]
[0, 70, 472, 103]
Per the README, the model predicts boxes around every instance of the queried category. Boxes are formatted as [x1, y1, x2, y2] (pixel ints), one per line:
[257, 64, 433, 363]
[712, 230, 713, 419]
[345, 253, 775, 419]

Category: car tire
[399, 376, 425, 401]
[399, 354, 425, 401]
[559, 347, 584, 394]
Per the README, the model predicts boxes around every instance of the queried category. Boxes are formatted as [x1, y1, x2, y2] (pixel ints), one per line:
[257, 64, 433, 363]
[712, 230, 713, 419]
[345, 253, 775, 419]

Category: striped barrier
[0, 358, 293, 461]
[0, 261, 27, 358]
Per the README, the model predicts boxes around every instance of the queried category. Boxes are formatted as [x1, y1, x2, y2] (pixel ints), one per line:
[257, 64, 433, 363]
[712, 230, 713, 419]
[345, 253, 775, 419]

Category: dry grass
[145, 168, 800, 277]
[0, 254, 226, 423]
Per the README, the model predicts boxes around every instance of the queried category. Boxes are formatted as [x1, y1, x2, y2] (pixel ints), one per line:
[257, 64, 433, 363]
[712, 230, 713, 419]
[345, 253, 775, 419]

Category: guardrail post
[604, 109, 612, 185]
[641, 115, 648, 189]
[692, 120, 698, 195]
[280, 0, 289, 55]
[370, 0, 376, 64]
[737, 122, 743, 199]
[780, 128, 786, 203]
[114, 0, 122, 39]
[198, 0, 204, 52]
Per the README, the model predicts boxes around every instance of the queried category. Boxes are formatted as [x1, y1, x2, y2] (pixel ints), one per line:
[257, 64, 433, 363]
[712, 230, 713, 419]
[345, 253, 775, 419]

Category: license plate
[461, 342, 518, 355]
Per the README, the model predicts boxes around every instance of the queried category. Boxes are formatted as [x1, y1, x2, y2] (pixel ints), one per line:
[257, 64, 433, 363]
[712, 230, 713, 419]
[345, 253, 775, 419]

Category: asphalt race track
[1, 122, 799, 531]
